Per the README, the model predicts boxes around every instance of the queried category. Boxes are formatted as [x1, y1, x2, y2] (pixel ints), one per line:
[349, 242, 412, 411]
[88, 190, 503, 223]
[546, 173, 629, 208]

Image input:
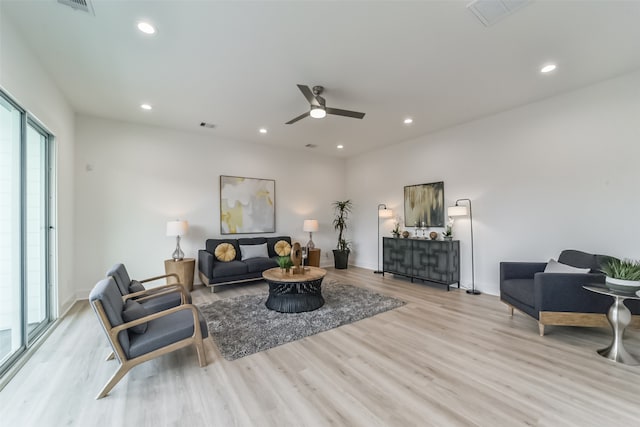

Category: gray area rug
[197, 280, 405, 361]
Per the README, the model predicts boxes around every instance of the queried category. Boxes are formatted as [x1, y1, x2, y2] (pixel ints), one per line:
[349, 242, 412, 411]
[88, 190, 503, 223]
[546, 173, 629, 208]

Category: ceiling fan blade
[326, 107, 365, 119]
[297, 84, 320, 106]
[285, 112, 309, 125]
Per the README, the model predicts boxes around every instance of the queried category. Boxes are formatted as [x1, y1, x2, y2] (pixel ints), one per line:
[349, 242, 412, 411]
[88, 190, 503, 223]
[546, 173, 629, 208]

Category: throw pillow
[129, 279, 145, 294]
[122, 300, 149, 334]
[544, 259, 590, 274]
[214, 243, 237, 262]
[274, 240, 292, 256]
[240, 243, 269, 260]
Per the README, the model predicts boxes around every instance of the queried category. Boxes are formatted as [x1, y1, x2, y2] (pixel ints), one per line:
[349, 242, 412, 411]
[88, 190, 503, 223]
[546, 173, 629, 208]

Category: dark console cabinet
[383, 237, 460, 290]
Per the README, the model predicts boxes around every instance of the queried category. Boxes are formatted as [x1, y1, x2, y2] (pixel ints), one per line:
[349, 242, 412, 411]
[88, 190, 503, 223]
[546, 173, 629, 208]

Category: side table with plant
[602, 258, 640, 293]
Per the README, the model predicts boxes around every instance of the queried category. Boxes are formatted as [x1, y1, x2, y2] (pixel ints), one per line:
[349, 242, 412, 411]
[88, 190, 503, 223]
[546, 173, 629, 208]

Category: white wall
[74, 116, 345, 295]
[347, 70, 640, 295]
[0, 11, 76, 316]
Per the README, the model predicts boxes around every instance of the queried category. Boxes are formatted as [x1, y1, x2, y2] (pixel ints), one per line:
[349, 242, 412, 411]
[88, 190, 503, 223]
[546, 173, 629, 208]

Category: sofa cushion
[211, 260, 248, 278]
[267, 236, 292, 257]
[238, 237, 267, 246]
[140, 291, 189, 313]
[240, 243, 269, 260]
[127, 308, 208, 359]
[273, 240, 292, 256]
[501, 278, 535, 307]
[122, 300, 149, 334]
[206, 239, 241, 261]
[214, 242, 236, 262]
[544, 259, 590, 274]
[558, 250, 601, 272]
[129, 279, 145, 293]
[244, 257, 278, 273]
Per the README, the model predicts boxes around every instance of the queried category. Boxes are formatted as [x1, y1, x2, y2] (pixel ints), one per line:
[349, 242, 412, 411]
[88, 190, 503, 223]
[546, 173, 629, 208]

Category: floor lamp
[374, 204, 393, 274]
[448, 199, 480, 295]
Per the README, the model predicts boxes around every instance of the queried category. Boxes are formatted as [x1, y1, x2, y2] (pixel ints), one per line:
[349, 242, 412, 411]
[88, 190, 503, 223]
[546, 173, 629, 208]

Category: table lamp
[303, 219, 319, 249]
[166, 220, 188, 261]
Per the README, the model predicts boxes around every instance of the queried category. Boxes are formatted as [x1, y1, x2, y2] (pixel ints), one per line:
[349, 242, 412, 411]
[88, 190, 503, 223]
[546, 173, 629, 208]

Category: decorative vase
[444, 236, 453, 241]
[429, 231, 438, 240]
[392, 232, 400, 238]
[402, 231, 410, 238]
[605, 277, 640, 294]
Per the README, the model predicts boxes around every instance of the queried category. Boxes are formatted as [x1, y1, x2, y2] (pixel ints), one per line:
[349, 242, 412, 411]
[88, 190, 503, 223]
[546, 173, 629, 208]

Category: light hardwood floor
[2, 267, 640, 426]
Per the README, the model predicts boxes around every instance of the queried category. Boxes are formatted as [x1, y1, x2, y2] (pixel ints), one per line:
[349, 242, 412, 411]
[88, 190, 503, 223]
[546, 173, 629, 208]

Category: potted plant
[332, 200, 353, 269]
[277, 256, 293, 273]
[442, 225, 453, 241]
[391, 220, 401, 238]
[601, 258, 640, 293]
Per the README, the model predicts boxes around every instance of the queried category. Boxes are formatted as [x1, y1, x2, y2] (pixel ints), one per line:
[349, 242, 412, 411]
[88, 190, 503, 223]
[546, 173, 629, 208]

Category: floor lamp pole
[454, 198, 479, 295]
[374, 203, 387, 274]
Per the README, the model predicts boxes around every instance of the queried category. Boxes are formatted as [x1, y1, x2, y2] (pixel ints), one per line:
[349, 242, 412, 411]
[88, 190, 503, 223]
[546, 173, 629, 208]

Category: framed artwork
[404, 181, 445, 227]
[220, 175, 275, 234]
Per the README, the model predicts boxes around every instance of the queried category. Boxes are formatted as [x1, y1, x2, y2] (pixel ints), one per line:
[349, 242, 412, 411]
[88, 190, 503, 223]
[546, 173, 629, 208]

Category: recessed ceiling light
[140, 103, 152, 110]
[540, 64, 557, 73]
[137, 21, 156, 35]
[404, 118, 413, 124]
[337, 145, 344, 149]
[259, 128, 267, 134]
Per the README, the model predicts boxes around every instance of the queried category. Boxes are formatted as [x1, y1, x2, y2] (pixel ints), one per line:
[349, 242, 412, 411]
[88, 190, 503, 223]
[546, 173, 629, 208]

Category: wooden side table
[307, 248, 321, 267]
[164, 258, 195, 292]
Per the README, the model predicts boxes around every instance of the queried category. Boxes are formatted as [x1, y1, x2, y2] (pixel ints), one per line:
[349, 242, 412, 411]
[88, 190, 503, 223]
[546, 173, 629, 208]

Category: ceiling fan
[285, 84, 366, 125]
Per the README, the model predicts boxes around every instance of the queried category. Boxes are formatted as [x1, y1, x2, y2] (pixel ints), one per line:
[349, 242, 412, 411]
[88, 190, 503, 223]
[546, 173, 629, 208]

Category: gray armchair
[107, 263, 190, 312]
[500, 249, 640, 335]
[89, 276, 208, 399]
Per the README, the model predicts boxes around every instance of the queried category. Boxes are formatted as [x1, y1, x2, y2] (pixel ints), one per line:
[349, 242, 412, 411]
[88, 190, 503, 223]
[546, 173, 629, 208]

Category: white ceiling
[4, 1, 640, 158]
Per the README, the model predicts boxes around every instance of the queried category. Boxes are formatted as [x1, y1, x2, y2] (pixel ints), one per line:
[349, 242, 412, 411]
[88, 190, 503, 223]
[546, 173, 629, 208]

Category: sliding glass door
[0, 90, 53, 376]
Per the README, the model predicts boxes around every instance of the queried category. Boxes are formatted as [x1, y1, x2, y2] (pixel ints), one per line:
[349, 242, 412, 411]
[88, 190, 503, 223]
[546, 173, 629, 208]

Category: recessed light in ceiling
[200, 122, 215, 129]
[259, 128, 267, 134]
[137, 21, 156, 35]
[140, 103, 152, 110]
[305, 144, 317, 148]
[404, 118, 413, 125]
[337, 145, 344, 149]
[540, 64, 557, 74]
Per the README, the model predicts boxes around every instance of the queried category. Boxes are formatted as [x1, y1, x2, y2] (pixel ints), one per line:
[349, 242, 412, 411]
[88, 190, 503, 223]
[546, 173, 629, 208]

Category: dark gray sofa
[500, 249, 640, 335]
[198, 236, 291, 292]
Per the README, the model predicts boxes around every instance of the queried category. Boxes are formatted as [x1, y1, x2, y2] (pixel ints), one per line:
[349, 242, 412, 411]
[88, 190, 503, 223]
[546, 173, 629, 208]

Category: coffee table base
[265, 279, 325, 313]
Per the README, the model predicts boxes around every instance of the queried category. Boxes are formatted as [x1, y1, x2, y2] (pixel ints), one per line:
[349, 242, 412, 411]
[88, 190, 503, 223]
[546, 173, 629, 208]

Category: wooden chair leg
[96, 363, 131, 399]
[105, 351, 115, 361]
[508, 306, 514, 316]
[538, 323, 545, 336]
[195, 338, 207, 367]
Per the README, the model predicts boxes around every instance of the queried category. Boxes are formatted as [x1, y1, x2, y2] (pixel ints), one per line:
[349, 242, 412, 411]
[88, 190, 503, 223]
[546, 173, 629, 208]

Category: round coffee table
[262, 267, 327, 313]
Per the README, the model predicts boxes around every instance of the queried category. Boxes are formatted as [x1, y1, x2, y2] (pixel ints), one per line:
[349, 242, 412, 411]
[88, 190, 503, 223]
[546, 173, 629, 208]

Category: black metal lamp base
[373, 270, 384, 274]
[466, 289, 481, 295]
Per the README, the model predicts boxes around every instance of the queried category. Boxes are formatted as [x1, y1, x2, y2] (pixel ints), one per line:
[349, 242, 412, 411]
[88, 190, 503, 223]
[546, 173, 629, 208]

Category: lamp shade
[378, 208, 393, 218]
[303, 219, 319, 232]
[166, 220, 188, 236]
[447, 206, 468, 217]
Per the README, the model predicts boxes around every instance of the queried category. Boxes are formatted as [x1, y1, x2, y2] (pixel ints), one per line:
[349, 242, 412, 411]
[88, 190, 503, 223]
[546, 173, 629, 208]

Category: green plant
[276, 256, 293, 269]
[602, 258, 640, 281]
[332, 200, 353, 252]
[442, 224, 452, 238]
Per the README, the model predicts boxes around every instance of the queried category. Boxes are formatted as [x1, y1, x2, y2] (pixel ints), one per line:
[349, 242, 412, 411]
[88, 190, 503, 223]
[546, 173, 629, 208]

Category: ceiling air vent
[57, 0, 95, 15]
[467, 0, 532, 27]
[200, 122, 215, 129]
[305, 144, 317, 149]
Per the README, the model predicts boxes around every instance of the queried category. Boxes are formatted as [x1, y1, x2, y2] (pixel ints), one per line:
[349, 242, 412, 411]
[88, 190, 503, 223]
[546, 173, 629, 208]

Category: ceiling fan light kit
[286, 84, 365, 124]
[310, 105, 326, 119]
